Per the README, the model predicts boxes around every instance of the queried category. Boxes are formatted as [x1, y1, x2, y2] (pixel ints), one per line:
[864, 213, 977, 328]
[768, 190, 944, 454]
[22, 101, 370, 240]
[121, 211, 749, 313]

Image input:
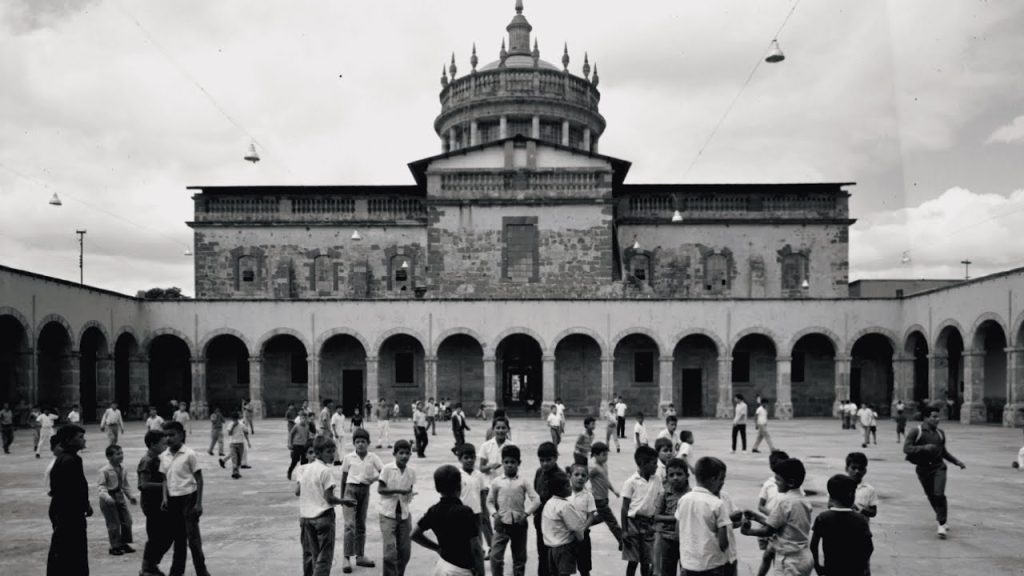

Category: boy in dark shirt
[47, 424, 92, 576]
[413, 464, 480, 576]
[811, 474, 873, 576]
[534, 441, 569, 576]
[138, 429, 173, 576]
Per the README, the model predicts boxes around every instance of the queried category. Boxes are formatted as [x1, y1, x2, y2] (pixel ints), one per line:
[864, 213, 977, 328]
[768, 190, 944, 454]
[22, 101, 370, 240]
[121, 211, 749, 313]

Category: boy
[412, 465, 480, 576]
[633, 412, 649, 449]
[242, 398, 255, 434]
[98, 443, 138, 555]
[567, 462, 598, 576]
[755, 450, 790, 576]
[67, 404, 81, 425]
[376, 399, 392, 449]
[488, 444, 540, 576]
[100, 402, 125, 446]
[677, 430, 696, 474]
[319, 400, 335, 438]
[378, 440, 417, 576]
[604, 402, 620, 453]
[741, 458, 813, 576]
[895, 402, 908, 444]
[159, 421, 210, 576]
[138, 430, 172, 576]
[452, 403, 471, 450]
[810, 475, 873, 576]
[653, 458, 689, 576]
[573, 416, 596, 466]
[47, 424, 92, 576]
[615, 397, 628, 439]
[36, 407, 57, 458]
[340, 427, 383, 572]
[676, 457, 736, 576]
[731, 395, 748, 453]
[858, 404, 874, 448]
[656, 415, 680, 453]
[456, 442, 489, 574]
[621, 445, 662, 576]
[296, 435, 346, 576]
[542, 471, 586, 576]
[751, 399, 775, 453]
[903, 405, 966, 538]
[654, 437, 674, 483]
[332, 405, 346, 456]
[288, 410, 312, 481]
[1015, 427, 1024, 469]
[479, 416, 514, 481]
[219, 411, 250, 479]
[547, 404, 563, 445]
[174, 402, 192, 435]
[414, 401, 430, 458]
[535, 441, 569, 576]
[587, 442, 622, 545]
[846, 452, 878, 520]
[146, 407, 165, 432]
[1, 402, 13, 454]
[208, 407, 225, 457]
[555, 398, 567, 434]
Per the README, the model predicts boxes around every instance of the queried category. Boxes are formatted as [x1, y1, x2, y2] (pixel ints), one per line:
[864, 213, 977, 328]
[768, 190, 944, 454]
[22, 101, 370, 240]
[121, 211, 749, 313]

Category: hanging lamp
[765, 39, 785, 63]
[801, 278, 809, 289]
[900, 251, 911, 264]
[351, 230, 362, 241]
[243, 142, 260, 163]
[48, 192, 63, 206]
[631, 236, 640, 250]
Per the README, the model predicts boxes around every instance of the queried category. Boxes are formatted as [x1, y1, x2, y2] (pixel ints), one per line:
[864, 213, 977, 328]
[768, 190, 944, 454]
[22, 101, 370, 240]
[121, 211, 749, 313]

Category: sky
[1, 0, 1023, 296]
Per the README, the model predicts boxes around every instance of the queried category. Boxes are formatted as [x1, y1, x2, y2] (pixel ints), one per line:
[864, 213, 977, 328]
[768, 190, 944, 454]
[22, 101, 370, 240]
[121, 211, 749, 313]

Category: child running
[98, 443, 137, 555]
[604, 402, 620, 453]
[340, 427, 383, 572]
[573, 417, 596, 466]
[412, 464, 481, 576]
[488, 444, 540, 576]
[811, 474, 874, 576]
[219, 411, 250, 479]
[377, 439, 416, 576]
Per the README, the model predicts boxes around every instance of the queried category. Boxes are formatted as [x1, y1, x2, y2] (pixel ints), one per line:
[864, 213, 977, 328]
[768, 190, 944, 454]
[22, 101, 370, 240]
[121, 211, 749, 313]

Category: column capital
[601, 356, 614, 363]
[191, 357, 206, 365]
[425, 355, 438, 363]
[718, 356, 733, 364]
[248, 356, 262, 364]
[1004, 347, 1024, 353]
[483, 355, 497, 363]
[542, 355, 555, 363]
[659, 356, 674, 364]
[365, 356, 378, 364]
[776, 356, 792, 363]
[927, 353, 948, 360]
[961, 350, 986, 358]
[893, 355, 915, 363]
[834, 355, 852, 363]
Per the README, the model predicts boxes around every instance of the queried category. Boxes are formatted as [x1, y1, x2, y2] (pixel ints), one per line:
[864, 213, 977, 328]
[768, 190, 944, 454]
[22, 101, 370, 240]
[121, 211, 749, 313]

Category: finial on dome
[532, 39, 540, 62]
[592, 62, 599, 87]
[500, 39, 508, 63]
[441, 66, 448, 87]
[516, 0, 524, 15]
[471, 43, 478, 72]
[582, 52, 590, 79]
[449, 53, 457, 78]
[562, 43, 570, 70]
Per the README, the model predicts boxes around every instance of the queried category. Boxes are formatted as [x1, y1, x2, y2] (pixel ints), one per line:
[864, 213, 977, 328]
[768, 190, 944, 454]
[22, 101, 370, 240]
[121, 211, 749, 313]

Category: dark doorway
[496, 334, 543, 412]
[342, 370, 363, 416]
[850, 367, 861, 404]
[504, 368, 538, 410]
[681, 369, 703, 417]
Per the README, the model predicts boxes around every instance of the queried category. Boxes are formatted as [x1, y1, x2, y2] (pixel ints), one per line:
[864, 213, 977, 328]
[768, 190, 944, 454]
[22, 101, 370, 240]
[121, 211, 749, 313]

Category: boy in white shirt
[615, 397, 628, 439]
[755, 450, 790, 576]
[547, 405, 563, 445]
[742, 458, 814, 576]
[457, 443, 489, 574]
[478, 417, 514, 480]
[677, 456, 740, 575]
[146, 407, 165, 432]
[67, 404, 81, 425]
[621, 445, 661, 576]
[173, 403, 192, 435]
[656, 415, 680, 453]
[488, 444, 541, 576]
[846, 452, 878, 519]
[567, 462, 598, 576]
[35, 408, 57, 458]
[858, 404, 874, 448]
[633, 412, 649, 448]
[295, 435, 346, 576]
[340, 427, 384, 572]
[378, 439, 416, 576]
[677, 430, 696, 474]
[732, 394, 748, 453]
[542, 472, 586, 576]
[218, 411, 250, 479]
[751, 399, 776, 453]
[330, 405, 346, 450]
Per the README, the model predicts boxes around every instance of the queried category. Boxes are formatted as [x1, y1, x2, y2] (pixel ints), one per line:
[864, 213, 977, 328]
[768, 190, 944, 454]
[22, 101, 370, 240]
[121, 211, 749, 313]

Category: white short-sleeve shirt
[546, 413, 562, 429]
[854, 482, 878, 516]
[298, 459, 338, 519]
[615, 402, 627, 417]
[330, 413, 346, 437]
[378, 462, 416, 519]
[159, 446, 201, 497]
[622, 472, 661, 517]
[341, 452, 383, 485]
[633, 422, 649, 446]
[478, 438, 514, 480]
[460, 468, 487, 514]
[676, 486, 731, 572]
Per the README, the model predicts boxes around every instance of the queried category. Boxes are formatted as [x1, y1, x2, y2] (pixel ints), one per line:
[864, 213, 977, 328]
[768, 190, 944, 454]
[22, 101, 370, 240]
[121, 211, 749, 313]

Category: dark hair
[590, 441, 609, 456]
[666, 457, 688, 473]
[826, 474, 857, 507]
[393, 439, 412, 454]
[634, 445, 658, 466]
[162, 421, 185, 437]
[665, 415, 677, 424]
[774, 458, 807, 488]
[768, 450, 790, 471]
[54, 424, 86, 447]
[925, 404, 942, 417]
[734, 394, 745, 401]
[323, 399, 334, 407]
[568, 462, 589, 476]
[144, 430, 165, 448]
[583, 416, 595, 427]
[680, 430, 694, 443]
[654, 437, 674, 453]
[457, 443, 476, 458]
[636, 411, 644, 419]
[845, 451, 868, 468]
[104, 444, 122, 457]
[434, 465, 462, 494]
[454, 402, 463, 409]
[694, 456, 727, 484]
[313, 435, 336, 454]
[493, 416, 510, 429]
[537, 441, 558, 459]
[352, 428, 370, 442]
[501, 444, 521, 462]
[547, 470, 571, 497]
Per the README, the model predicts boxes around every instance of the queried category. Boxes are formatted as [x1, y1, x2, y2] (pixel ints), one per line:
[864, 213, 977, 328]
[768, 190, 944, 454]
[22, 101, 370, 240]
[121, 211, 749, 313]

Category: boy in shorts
[588, 442, 622, 545]
[621, 445, 661, 576]
[741, 459, 814, 576]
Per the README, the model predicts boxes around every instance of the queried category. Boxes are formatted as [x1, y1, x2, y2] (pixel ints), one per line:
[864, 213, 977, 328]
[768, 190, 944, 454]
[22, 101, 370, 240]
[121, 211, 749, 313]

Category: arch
[200, 328, 254, 358]
[934, 319, 966, 352]
[431, 327, 487, 358]
[551, 327, 608, 358]
[488, 326, 548, 357]
[672, 329, 724, 357]
[902, 324, 928, 355]
[610, 327, 666, 357]
[0, 308, 32, 412]
[0, 306, 32, 349]
[732, 327, 781, 354]
[256, 327, 311, 356]
[114, 326, 141, 351]
[968, 312, 1007, 352]
[373, 328, 427, 358]
[787, 327, 840, 356]
[143, 328, 195, 359]
[77, 320, 111, 353]
[315, 327, 371, 357]
[844, 327, 898, 358]
[36, 314, 73, 349]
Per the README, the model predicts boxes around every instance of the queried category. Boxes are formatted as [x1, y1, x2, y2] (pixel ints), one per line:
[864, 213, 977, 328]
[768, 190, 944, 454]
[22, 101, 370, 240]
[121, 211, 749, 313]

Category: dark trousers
[47, 508, 88, 576]
[916, 464, 948, 524]
[731, 424, 747, 451]
[288, 444, 308, 479]
[301, 509, 336, 576]
[491, 520, 528, 576]
[343, 483, 370, 557]
[379, 514, 411, 576]
[654, 534, 679, 576]
[427, 416, 436, 435]
[1, 424, 12, 453]
[594, 498, 622, 543]
[453, 429, 466, 448]
[167, 492, 208, 576]
[617, 416, 626, 439]
[414, 426, 428, 457]
[142, 505, 174, 573]
[534, 505, 550, 576]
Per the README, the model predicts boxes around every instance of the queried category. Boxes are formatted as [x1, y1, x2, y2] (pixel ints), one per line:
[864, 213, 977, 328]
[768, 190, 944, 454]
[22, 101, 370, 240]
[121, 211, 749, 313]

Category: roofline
[187, 185, 422, 195]
[620, 182, 856, 189]
[0, 264, 140, 301]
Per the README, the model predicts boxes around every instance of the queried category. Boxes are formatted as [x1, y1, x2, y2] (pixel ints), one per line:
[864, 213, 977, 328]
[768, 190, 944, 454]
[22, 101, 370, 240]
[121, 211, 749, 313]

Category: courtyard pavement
[1, 416, 1022, 575]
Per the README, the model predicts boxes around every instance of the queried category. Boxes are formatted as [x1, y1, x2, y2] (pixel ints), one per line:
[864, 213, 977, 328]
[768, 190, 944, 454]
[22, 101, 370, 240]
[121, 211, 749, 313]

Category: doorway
[681, 369, 703, 417]
[503, 367, 539, 412]
[341, 369, 363, 416]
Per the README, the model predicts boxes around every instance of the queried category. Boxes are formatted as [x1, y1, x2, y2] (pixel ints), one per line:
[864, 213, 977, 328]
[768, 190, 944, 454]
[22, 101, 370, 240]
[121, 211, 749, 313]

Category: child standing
[378, 439, 417, 576]
[137, 430, 172, 576]
[173, 403, 192, 435]
[754, 449, 790, 576]
[677, 430, 696, 474]
[146, 407, 165, 432]
[159, 421, 210, 576]
[219, 411, 250, 479]
[741, 458, 814, 576]
[633, 412, 649, 449]
[810, 475, 873, 576]
[412, 465, 480, 576]
[656, 415, 679, 453]
[36, 408, 57, 458]
[547, 405, 563, 445]
[587, 442, 622, 545]
[676, 457, 737, 576]
[573, 417, 596, 466]
[296, 436, 346, 576]
[288, 411, 312, 481]
[542, 472, 586, 576]
[895, 403, 908, 444]
[621, 445, 661, 576]
[98, 443, 137, 555]
[652, 458, 689, 576]
[846, 452, 878, 519]
[567, 462, 598, 576]
[488, 444, 540, 576]
[654, 437, 674, 484]
[456, 443, 489, 574]
[340, 427, 383, 572]
[535, 441, 569, 576]
[604, 402, 620, 453]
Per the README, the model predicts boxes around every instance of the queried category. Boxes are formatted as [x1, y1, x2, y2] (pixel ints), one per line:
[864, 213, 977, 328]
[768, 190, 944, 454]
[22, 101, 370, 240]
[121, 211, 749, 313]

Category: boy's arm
[524, 482, 541, 515]
[479, 487, 490, 516]
[193, 470, 203, 516]
[757, 497, 769, 516]
[122, 468, 137, 504]
[161, 475, 169, 510]
[942, 445, 966, 469]
[810, 531, 823, 574]
[902, 427, 926, 456]
[410, 525, 439, 552]
[340, 472, 348, 498]
[620, 498, 631, 536]
[856, 503, 877, 518]
[716, 526, 731, 551]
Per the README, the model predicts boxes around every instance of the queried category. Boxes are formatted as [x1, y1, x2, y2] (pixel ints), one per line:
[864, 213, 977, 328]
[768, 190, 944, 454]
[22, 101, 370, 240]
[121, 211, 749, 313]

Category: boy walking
[573, 416, 596, 466]
[1, 402, 13, 454]
[621, 445, 661, 576]
[604, 402, 620, 453]
[98, 443, 138, 555]
[47, 425, 92, 576]
[340, 427, 383, 572]
[100, 402, 125, 446]
[488, 444, 540, 576]
[846, 452, 878, 519]
[548, 405, 564, 445]
[378, 440, 417, 576]
[414, 401, 430, 458]
[288, 411, 313, 480]
[36, 408, 57, 458]
[219, 411, 250, 479]
[208, 407, 225, 457]
[535, 441, 570, 576]
[811, 475, 873, 576]
[751, 399, 775, 453]
[138, 429, 172, 576]
[377, 399, 392, 449]
[633, 412, 649, 449]
[588, 442, 622, 545]
[451, 403, 470, 451]
[159, 421, 210, 576]
[731, 394, 748, 453]
[741, 458, 813, 576]
[412, 465, 481, 576]
[296, 435, 346, 576]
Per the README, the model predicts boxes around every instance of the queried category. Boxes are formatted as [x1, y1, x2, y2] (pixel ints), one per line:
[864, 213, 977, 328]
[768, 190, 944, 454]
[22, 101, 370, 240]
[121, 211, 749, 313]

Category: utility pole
[960, 259, 971, 280]
[76, 229, 87, 284]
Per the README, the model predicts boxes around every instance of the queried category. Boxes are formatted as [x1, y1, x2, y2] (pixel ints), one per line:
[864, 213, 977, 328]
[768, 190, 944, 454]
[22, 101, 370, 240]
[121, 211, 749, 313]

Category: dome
[479, 55, 560, 72]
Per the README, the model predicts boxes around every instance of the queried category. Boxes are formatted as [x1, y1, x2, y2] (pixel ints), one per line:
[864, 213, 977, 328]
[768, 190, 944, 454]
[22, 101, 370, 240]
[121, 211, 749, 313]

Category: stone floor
[1, 417, 1022, 576]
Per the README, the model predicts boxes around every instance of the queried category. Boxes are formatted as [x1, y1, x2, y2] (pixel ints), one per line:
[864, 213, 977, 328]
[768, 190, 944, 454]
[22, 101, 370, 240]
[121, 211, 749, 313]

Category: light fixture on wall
[671, 210, 683, 222]
[400, 260, 409, 269]
[351, 230, 362, 241]
[631, 235, 640, 250]
[801, 278, 809, 289]
[184, 246, 193, 256]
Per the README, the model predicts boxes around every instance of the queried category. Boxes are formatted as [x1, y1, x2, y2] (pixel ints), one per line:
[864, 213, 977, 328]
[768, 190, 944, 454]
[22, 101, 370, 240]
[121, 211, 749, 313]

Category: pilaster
[775, 356, 793, 420]
[247, 356, 263, 418]
[1003, 347, 1024, 427]
[425, 355, 438, 403]
[892, 356, 915, 415]
[365, 356, 379, 412]
[541, 355, 555, 416]
[960, 351, 986, 424]
[190, 359, 208, 418]
[658, 356, 674, 416]
[928, 353, 949, 415]
[833, 356, 851, 417]
[716, 356, 733, 418]
[482, 356, 497, 412]
[600, 356, 614, 405]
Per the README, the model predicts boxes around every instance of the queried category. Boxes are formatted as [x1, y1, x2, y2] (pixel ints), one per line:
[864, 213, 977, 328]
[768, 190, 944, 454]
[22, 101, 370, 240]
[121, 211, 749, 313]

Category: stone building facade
[1, 2, 1022, 427]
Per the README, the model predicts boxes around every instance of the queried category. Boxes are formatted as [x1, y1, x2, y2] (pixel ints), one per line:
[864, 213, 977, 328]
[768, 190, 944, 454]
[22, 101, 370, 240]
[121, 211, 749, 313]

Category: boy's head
[924, 405, 942, 428]
[635, 411, 645, 423]
[296, 410, 306, 421]
[105, 443, 124, 465]
[774, 458, 806, 492]
[665, 415, 677, 431]
[680, 430, 694, 444]
[393, 438, 412, 467]
[162, 421, 186, 449]
[549, 404, 558, 414]
[694, 456, 727, 494]
[845, 451, 868, 482]
[434, 465, 463, 498]
[547, 469, 572, 498]
[654, 437, 674, 463]
[568, 463, 589, 491]
[634, 445, 658, 478]
[493, 417, 510, 440]
[537, 442, 558, 471]
[55, 424, 86, 452]
[457, 443, 477, 472]
[148, 406, 157, 416]
[323, 399, 334, 409]
[454, 402, 462, 411]
[313, 435, 337, 463]
[768, 450, 790, 472]
[583, 416, 595, 431]
[501, 444, 522, 477]
[826, 474, 858, 508]
[590, 441, 609, 464]
[665, 458, 689, 492]
[352, 427, 370, 451]
[734, 394, 744, 403]
[144, 430, 167, 453]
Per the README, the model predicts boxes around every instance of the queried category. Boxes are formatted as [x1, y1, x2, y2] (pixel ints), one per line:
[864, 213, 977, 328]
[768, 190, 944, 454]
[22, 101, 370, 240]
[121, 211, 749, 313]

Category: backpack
[905, 425, 943, 465]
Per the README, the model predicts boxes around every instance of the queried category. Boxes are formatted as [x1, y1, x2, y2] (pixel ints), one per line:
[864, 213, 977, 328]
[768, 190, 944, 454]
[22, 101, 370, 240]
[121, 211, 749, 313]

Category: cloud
[850, 186, 1024, 280]
[986, 115, 1024, 144]
[1, 0, 100, 34]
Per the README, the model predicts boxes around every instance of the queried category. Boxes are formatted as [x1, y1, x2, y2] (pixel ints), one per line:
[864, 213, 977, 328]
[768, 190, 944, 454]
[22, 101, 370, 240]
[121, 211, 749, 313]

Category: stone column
[582, 128, 591, 152]
[928, 353, 948, 415]
[892, 355, 915, 415]
[129, 354, 149, 418]
[716, 356, 734, 418]
[470, 121, 479, 146]
[600, 356, 614, 405]
[541, 355, 555, 416]
[190, 359, 208, 418]
[307, 355, 320, 416]
[499, 116, 508, 139]
[425, 355, 438, 402]
[247, 357, 263, 418]
[658, 356, 674, 417]
[531, 115, 540, 139]
[482, 356, 497, 413]
[1004, 347, 1024, 427]
[449, 128, 458, 151]
[365, 356, 379, 411]
[775, 356, 793, 420]
[65, 351, 81, 411]
[18, 350, 35, 409]
[561, 120, 570, 146]
[833, 356, 851, 417]
[960, 351, 986, 424]
[95, 354, 114, 420]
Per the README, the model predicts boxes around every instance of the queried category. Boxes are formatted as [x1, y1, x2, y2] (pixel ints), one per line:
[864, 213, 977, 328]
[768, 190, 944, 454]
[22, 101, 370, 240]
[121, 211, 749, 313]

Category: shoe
[35, 453, 40, 458]
[751, 449, 761, 453]
[121, 544, 136, 553]
[616, 446, 620, 453]
[109, 547, 124, 556]
[218, 458, 225, 469]
[355, 557, 376, 568]
[342, 558, 353, 573]
[861, 443, 868, 448]
[241, 465, 251, 469]
[231, 473, 241, 479]
[207, 450, 214, 456]
[139, 568, 167, 576]
[937, 524, 948, 539]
